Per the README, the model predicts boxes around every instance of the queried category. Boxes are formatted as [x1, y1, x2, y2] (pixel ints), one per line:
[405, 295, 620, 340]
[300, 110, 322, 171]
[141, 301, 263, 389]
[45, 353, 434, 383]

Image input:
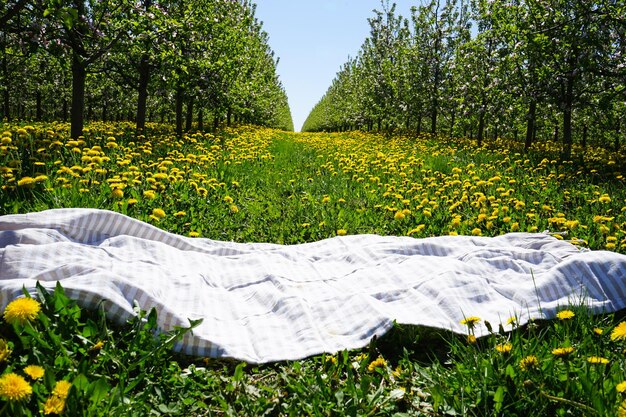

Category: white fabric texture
[1, 208, 625, 363]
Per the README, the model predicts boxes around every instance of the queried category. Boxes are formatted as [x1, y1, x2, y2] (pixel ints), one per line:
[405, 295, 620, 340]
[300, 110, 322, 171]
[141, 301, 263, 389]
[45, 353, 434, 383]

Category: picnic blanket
[1, 208, 625, 363]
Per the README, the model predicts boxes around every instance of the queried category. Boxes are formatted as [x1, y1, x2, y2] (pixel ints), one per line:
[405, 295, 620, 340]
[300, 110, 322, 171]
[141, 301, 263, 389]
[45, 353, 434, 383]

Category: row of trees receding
[1, 0, 294, 137]
[302, 0, 625, 157]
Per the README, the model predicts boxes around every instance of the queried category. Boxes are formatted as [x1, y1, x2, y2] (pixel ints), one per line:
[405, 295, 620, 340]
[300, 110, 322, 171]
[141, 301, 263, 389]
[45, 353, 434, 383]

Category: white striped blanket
[1, 208, 625, 363]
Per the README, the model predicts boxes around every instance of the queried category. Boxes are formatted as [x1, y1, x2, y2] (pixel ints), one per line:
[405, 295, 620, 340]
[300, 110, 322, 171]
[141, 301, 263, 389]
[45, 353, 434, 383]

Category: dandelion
[143, 190, 156, 200]
[593, 327, 603, 336]
[394, 210, 405, 220]
[611, 322, 626, 341]
[617, 381, 626, 394]
[111, 188, 124, 199]
[152, 208, 166, 219]
[0, 339, 10, 362]
[556, 310, 575, 320]
[467, 334, 477, 344]
[336, 229, 347, 236]
[587, 356, 609, 365]
[17, 176, 36, 187]
[43, 394, 66, 415]
[189, 231, 200, 238]
[3, 297, 41, 325]
[519, 355, 539, 371]
[598, 194, 612, 204]
[325, 355, 338, 365]
[368, 356, 388, 372]
[23, 365, 45, 380]
[495, 342, 512, 353]
[52, 380, 72, 398]
[471, 227, 482, 236]
[506, 316, 518, 327]
[619, 400, 626, 417]
[230, 205, 239, 213]
[0, 373, 32, 401]
[460, 316, 481, 329]
[224, 195, 234, 203]
[89, 340, 105, 354]
[551, 347, 575, 357]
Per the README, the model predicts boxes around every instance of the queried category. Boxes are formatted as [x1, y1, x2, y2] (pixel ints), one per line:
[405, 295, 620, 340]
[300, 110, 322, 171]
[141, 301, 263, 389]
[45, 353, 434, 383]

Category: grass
[0, 121, 626, 415]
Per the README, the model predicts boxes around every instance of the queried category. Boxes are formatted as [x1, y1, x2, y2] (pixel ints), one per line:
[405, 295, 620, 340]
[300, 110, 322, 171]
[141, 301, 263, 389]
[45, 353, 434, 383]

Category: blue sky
[254, 1, 417, 131]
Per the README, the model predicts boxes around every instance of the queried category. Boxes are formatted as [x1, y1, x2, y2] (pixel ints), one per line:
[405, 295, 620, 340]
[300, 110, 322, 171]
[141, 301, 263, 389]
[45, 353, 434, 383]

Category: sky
[254, 1, 418, 131]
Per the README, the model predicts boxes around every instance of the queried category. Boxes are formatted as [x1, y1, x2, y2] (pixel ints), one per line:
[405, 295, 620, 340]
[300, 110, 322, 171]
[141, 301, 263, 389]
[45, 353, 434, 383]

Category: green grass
[1, 122, 626, 415]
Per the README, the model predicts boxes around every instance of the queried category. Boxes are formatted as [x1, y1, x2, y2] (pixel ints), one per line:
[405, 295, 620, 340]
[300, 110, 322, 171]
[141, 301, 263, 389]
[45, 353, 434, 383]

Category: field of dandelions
[1, 121, 626, 416]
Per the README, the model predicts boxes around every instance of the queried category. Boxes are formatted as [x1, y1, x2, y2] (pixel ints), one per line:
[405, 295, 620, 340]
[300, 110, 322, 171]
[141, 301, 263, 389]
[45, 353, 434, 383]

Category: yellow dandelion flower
[587, 356, 609, 365]
[519, 355, 539, 371]
[611, 322, 626, 341]
[471, 228, 482, 236]
[510, 222, 520, 232]
[322, 196, 331, 203]
[174, 211, 186, 217]
[152, 208, 166, 219]
[325, 355, 338, 365]
[495, 343, 512, 354]
[367, 357, 388, 372]
[230, 205, 239, 213]
[336, 229, 347, 236]
[556, 310, 575, 320]
[0, 373, 32, 401]
[0, 339, 11, 362]
[506, 316, 518, 327]
[52, 380, 72, 398]
[224, 195, 234, 204]
[593, 327, 603, 335]
[467, 334, 477, 344]
[598, 195, 612, 204]
[43, 394, 66, 415]
[23, 365, 45, 380]
[143, 190, 156, 200]
[17, 176, 36, 187]
[619, 400, 626, 417]
[111, 188, 124, 199]
[3, 297, 41, 325]
[551, 347, 575, 357]
[189, 232, 200, 238]
[460, 316, 481, 328]
[617, 381, 626, 394]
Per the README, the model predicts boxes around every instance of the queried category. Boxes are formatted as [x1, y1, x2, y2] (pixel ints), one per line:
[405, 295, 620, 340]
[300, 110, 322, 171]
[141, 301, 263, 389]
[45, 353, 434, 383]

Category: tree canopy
[303, 0, 625, 157]
[0, 0, 294, 136]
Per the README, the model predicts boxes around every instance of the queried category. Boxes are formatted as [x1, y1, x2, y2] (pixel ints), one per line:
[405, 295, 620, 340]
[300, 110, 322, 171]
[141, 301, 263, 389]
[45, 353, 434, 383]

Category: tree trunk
[477, 109, 485, 147]
[582, 124, 587, 148]
[449, 109, 455, 136]
[524, 100, 536, 151]
[198, 108, 203, 131]
[185, 97, 193, 131]
[1, 32, 9, 121]
[70, 52, 86, 139]
[227, 107, 232, 126]
[136, 54, 150, 132]
[175, 87, 183, 137]
[562, 75, 574, 159]
[35, 90, 42, 121]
